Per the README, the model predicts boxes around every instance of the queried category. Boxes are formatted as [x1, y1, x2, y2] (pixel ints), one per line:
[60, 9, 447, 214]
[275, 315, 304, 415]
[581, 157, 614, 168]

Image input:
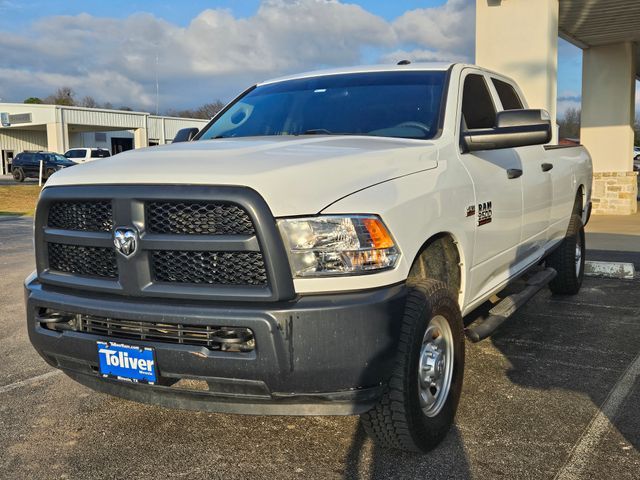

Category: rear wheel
[547, 214, 585, 295]
[360, 279, 464, 452]
[12, 168, 25, 182]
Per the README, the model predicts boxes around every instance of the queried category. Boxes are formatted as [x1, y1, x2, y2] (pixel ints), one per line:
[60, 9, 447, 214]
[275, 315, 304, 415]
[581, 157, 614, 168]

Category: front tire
[547, 214, 585, 295]
[360, 279, 464, 453]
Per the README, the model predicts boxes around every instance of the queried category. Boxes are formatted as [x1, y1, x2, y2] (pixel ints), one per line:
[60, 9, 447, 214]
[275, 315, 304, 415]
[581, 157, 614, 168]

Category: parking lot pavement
[0, 174, 39, 186]
[1, 217, 639, 480]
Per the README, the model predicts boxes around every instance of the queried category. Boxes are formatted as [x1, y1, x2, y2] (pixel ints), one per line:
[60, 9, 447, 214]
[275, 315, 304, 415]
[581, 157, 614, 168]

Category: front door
[1, 150, 13, 175]
[456, 71, 524, 304]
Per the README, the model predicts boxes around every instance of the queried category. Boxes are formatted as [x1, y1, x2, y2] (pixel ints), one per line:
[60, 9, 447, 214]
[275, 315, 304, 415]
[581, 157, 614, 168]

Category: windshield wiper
[300, 129, 333, 135]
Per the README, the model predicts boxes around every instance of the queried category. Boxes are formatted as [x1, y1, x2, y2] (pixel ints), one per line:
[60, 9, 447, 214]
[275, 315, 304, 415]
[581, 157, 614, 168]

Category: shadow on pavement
[343, 423, 470, 480]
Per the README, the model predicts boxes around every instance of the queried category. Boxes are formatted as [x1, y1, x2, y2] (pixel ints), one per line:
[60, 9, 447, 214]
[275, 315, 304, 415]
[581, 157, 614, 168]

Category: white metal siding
[0, 129, 48, 153]
[63, 109, 146, 129]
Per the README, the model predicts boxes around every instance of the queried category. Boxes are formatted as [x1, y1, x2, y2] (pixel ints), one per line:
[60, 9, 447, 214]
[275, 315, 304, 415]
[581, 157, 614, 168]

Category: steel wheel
[418, 314, 454, 417]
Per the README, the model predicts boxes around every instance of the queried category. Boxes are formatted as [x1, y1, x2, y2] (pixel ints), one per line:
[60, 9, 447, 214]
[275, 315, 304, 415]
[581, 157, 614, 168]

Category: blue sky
[0, 0, 586, 113]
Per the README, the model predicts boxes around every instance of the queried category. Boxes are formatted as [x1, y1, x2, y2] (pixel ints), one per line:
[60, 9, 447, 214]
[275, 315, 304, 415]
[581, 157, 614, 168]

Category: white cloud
[0, 0, 475, 110]
[393, 0, 475, 57]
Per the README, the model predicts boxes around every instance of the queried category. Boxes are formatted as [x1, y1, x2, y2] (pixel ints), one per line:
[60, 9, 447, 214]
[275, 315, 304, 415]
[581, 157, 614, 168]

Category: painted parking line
[0, 370, 62, 395]
[584, 260, 635, 279]
[554, 351, 640, 480]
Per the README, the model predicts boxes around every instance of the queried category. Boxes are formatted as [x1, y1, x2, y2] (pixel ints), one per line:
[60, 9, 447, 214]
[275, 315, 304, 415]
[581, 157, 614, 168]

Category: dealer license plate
[97, 341, 157, 384]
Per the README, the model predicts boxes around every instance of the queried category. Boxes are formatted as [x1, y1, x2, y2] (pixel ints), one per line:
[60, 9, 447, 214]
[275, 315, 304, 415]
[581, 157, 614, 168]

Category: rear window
[91, 149, 110, 158]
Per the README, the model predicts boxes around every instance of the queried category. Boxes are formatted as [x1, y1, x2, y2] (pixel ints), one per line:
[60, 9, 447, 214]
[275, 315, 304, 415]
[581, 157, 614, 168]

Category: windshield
[199, 71, 447, 141]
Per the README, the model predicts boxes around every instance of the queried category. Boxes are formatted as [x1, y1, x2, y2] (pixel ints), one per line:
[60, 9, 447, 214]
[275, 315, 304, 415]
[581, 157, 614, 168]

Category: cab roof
[259, 62, 457, 86]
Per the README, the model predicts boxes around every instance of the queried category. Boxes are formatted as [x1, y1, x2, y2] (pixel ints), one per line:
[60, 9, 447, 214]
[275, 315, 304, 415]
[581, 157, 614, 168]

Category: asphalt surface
[0, 174, 38, 186]
[1, 216, 639, 479]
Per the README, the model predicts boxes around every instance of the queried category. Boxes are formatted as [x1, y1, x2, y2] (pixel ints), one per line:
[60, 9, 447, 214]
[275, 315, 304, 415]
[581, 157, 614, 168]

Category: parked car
[11, 151, 76, 182]
[64, 147, 111, 162]
[25, 63, 592, 453]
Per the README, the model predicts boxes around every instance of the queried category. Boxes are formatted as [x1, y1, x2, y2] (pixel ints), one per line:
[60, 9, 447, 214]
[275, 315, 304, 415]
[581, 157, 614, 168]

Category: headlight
[277, 215, 400, 277]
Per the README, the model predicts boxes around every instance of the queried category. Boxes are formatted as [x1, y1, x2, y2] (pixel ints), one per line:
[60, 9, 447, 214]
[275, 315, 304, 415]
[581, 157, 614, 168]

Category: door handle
[541, 163, 554, 172]
[507, 168, 523, 179]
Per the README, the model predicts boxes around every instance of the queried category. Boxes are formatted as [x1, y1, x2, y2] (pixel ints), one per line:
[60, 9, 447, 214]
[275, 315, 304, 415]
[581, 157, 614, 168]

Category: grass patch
[0, 185, 42, 216]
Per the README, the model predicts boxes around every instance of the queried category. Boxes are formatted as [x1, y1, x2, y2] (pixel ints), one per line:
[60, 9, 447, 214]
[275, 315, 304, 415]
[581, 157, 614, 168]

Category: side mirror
[463, 109, 552, 152]
[173, 127, 199, 143]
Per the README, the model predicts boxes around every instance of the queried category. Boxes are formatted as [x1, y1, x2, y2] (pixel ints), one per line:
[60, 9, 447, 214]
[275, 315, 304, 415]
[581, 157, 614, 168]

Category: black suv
[12, 151, 77, 182]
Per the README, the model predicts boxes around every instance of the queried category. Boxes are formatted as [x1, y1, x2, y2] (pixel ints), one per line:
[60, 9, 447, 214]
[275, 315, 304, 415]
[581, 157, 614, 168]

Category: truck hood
[46, 136, 438, 216]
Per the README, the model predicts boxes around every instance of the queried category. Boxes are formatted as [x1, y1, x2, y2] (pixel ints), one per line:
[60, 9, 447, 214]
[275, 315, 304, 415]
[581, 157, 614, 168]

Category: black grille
[79, 316, 254, 351]
[146, 201, 255, 235]
[152, 251, 267, 285]
[48, 201, 113, 232]
[48, 243, 118, 278]
[37, 309, 255, 352]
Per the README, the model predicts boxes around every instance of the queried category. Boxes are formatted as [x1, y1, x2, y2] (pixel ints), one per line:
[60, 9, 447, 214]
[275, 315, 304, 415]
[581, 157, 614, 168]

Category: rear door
[21, 153, 38, 176]
[490, 77, 553, 257]
[456, 70, 524, 302]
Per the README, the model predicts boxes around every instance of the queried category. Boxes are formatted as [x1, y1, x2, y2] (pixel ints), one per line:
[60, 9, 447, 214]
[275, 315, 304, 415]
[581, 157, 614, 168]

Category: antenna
[155, 46, 160, 115]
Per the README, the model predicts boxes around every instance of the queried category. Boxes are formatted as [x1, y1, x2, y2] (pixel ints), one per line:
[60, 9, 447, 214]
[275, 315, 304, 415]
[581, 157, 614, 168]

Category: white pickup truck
[25, 62, 592, 453]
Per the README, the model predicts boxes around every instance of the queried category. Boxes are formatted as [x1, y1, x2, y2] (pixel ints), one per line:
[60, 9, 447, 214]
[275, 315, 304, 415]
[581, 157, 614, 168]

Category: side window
[492, 78, 523, 110]
[461, 74, 496, 130]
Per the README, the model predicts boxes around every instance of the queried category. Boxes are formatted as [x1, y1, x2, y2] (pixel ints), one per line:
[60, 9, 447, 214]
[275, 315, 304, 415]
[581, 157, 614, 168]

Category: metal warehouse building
[0, 103, 209, 174]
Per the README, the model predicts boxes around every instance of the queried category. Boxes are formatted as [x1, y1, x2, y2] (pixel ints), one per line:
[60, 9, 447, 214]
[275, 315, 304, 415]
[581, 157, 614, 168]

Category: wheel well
[408, 234, 462, 301]
[574, 186, 585, 215]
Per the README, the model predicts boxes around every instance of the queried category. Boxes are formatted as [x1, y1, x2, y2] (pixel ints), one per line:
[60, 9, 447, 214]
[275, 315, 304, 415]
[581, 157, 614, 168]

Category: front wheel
[546, 214, 585, 295]
[360, 279, 465, 453]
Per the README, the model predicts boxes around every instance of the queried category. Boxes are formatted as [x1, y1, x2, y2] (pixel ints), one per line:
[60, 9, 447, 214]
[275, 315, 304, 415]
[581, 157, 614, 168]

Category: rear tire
[547, 214, 585, 295]
[12, 168, 24, 182]
[360, 279, 464, 453]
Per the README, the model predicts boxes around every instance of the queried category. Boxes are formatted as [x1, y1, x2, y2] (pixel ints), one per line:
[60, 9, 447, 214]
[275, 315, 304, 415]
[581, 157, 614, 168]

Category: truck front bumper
[25, 277, 407, 415]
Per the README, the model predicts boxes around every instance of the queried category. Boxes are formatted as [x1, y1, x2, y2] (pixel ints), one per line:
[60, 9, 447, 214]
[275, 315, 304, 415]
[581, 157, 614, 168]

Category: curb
[585, 260, 636, 279]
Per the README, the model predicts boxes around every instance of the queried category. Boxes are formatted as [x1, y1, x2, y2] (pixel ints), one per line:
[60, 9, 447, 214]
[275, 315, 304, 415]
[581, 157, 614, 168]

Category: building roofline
[0, 102, 207, 122]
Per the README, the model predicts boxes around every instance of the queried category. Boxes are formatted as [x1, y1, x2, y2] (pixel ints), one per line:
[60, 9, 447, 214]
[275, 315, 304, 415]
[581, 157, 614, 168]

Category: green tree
[23, 97, 43, 104]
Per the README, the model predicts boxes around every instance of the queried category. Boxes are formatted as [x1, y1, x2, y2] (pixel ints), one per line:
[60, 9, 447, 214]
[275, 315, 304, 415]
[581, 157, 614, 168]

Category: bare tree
[166, 101, 225, 119]
[44, 87, 76, 106]
[80, 96, 98, 108]
[558, 107, 581, 139]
